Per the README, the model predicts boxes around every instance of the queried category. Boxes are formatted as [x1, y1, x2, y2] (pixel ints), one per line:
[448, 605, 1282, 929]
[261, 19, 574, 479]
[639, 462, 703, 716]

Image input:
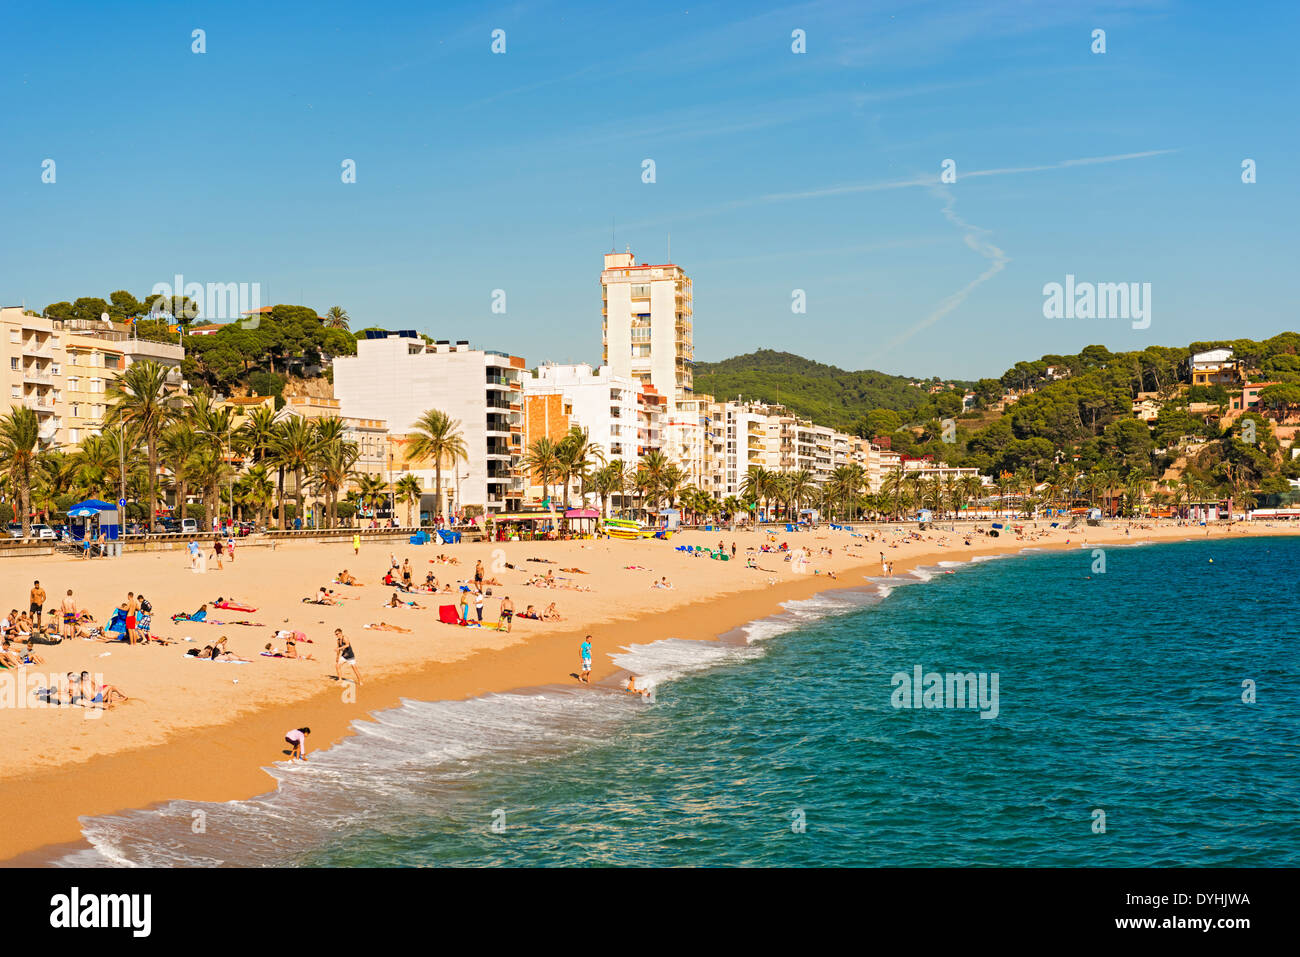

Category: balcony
[22, 396, 56, 415]
[23, 367, 53, 384]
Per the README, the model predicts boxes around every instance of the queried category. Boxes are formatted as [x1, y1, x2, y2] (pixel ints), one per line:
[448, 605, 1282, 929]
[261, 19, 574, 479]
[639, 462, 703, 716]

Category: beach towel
[213, 601, 257, 613]
[438, 604, 461, 625]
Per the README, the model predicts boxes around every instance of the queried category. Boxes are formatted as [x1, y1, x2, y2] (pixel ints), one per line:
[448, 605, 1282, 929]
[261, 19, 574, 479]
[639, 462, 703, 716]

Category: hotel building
[601, 249, 693, 415]
[333, 332, 526, 514]
[1, 306, 184, 450]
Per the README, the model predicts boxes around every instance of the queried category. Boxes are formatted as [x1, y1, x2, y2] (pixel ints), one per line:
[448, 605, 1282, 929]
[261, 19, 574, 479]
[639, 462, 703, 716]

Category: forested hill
[692, 349, 971, 433]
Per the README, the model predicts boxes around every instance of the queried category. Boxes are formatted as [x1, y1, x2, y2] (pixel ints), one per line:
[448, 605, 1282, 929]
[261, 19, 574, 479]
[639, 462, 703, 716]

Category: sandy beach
[2, 520, 1295, 863]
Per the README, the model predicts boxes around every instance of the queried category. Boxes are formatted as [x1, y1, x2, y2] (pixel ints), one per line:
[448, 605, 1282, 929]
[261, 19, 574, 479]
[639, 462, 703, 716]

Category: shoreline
[5, 524, 1295, 865]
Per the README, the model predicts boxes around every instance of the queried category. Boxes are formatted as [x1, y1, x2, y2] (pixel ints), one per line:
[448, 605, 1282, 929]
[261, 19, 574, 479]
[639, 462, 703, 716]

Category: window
[9, 386, 19, 399]
[72, 404, 79, 417]
[630, 284, 650, 298]
[8, 358, 16, 370]
[66, 376, 78, 391]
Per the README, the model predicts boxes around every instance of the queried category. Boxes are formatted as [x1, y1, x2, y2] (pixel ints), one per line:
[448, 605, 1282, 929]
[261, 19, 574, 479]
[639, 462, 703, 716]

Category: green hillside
[693, 349, 970, 434]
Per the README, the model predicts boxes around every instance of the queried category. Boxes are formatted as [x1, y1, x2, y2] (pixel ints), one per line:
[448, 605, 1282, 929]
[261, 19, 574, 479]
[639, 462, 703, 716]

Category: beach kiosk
[563, 507, 599, 537]
[68, 499, 122, 556]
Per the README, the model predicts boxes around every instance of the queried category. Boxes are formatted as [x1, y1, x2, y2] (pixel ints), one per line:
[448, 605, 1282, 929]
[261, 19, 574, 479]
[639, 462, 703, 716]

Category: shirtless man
[124, 591, 140, 646]
[499, 596, 514, 632]
[59, 589, 77, 639]
[29, 581, 46, 628]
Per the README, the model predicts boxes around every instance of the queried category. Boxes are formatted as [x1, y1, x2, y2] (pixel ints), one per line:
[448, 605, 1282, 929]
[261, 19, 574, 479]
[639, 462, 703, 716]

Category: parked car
[29, 524, 57, 540]
[180, 518, 199, 535]
[6, 523, 22, 539]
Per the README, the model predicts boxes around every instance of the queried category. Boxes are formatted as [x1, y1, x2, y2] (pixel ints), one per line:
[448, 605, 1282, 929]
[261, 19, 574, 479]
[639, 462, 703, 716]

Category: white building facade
[333, 332, 525, 514]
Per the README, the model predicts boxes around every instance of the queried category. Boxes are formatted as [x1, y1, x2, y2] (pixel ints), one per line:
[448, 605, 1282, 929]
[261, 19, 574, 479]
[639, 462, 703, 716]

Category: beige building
[2, 306, 183, 449]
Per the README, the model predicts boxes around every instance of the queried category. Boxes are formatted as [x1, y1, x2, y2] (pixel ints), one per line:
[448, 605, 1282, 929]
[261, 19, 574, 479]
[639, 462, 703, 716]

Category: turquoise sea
[60, 535, 1300, 867]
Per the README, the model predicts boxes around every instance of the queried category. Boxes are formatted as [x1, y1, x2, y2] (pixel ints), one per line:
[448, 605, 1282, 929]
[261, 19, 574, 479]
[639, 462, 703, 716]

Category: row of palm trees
[0, 358, 472, 538]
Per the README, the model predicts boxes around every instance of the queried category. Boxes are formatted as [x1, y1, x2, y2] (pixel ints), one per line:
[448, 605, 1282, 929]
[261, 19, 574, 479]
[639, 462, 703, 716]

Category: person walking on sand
[124, 591, 140, 646]
[353, 532, 360, 556]
[499, 596, 514, 632]
[335, 628, 362, 684]
[29, 581, 46, 628]
[579, 635, 593, 684]
[286, 727, 311, 761]
[60, 589, 77, 639]
[212, 536, 224, 570]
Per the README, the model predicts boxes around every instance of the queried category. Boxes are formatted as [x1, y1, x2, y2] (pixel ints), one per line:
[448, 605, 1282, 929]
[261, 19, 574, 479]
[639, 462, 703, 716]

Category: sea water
[57, 536, 1300, 867]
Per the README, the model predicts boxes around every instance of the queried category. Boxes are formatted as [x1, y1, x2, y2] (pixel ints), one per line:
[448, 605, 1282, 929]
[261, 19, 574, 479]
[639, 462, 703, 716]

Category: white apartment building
[601, 248, 693, 415]
[334, 332, 526, 514]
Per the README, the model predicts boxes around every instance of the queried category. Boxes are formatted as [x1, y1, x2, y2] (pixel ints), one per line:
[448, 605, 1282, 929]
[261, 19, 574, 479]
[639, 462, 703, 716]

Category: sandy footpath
[1, 519, 1294, 862]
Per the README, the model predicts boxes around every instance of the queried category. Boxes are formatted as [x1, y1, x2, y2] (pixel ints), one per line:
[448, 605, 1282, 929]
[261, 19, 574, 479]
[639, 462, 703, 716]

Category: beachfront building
[601, 248, 693, 414]
[280, 393, 389, 479]
[334, 331, 526, 514]
[521, 362, 648, 507]
[1, 306, 184, 449]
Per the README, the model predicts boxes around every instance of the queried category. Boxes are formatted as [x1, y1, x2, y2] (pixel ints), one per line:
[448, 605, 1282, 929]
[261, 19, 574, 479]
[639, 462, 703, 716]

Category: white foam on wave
[55, 574, 897, 868]
[59, 685, 637, 868]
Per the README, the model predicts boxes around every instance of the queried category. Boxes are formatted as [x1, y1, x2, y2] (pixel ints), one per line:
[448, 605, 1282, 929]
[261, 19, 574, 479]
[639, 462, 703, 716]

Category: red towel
[438, 605, 461, 625]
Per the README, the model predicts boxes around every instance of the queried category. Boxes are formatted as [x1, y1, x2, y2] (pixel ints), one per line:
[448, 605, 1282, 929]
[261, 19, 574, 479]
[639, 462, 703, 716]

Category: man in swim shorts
[29, 581, 46, 627]
[60, 589, 77, 639]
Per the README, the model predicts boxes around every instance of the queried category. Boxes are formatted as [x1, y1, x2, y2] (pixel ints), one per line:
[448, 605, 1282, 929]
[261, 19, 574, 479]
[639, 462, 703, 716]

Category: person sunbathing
[264, 638, 315, 660]
[78, 672, 128, 708]
[559, 567, 587, 574]
[517, 605, 542, 620]
[364, 621, 412, 633]
[542, 602, 563, 621]
[172, 603, 209, 623]
[306, 587, 342, 605]
[336, 570, 362, 586]
[186, 636, 248, 661]
[651, 577, 674, 589]
[0, 641, 23, 669]
[387, 592, 424, 609]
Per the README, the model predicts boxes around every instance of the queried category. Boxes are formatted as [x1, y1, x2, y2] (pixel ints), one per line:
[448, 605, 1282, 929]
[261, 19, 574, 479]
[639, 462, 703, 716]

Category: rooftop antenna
[612, 217, 615, 252]
[667, 230, 671, 263]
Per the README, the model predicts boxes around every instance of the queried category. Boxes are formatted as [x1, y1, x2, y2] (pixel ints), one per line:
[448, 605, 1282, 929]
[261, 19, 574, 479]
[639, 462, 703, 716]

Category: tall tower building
[600, 248, 693, 412]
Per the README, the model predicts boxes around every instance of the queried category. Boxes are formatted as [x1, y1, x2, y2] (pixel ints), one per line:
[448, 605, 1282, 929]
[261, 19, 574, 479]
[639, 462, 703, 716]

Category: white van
[180, 518, 199, 534]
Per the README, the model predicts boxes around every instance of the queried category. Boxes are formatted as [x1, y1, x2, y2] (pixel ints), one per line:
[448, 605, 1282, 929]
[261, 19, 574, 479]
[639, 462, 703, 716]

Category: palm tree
[236, 404, 281, 465]
[591, 460, 625, 518]
[639, 450, 670, 512]
[269, 416, 321, 529]
[319, 443, 360, 529]
[394, 473, 423, 527]
[323, 306, 350, 331]
[355, 473, 390, 522]
[405, 409, 467, 524]
[159, 424, 203, 523]
[523, 436, 562, 508]
[106, 359, 177, 532]
[234, 464, 275, 527]
[555, 426, 604, 508]
[0, 407, 42, 539]
[71, 433, 121, 501]
[784, 469, 815, 519]
[659, 464, 688, 511]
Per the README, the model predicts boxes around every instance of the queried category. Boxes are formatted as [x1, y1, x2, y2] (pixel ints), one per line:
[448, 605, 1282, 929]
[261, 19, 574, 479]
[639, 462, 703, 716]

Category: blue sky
[1, 0, 1296, 380]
